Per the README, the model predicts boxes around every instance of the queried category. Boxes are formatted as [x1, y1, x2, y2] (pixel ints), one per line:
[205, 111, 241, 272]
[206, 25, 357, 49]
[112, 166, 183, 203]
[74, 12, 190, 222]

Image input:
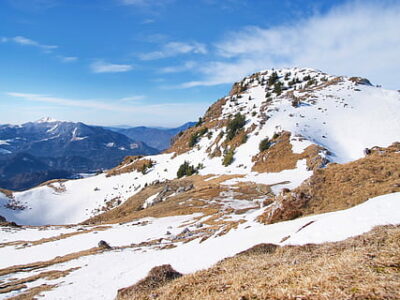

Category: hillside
[0, 119, 158, 190]
[0, 67, 399, 299]
[117, 224, 400, 300]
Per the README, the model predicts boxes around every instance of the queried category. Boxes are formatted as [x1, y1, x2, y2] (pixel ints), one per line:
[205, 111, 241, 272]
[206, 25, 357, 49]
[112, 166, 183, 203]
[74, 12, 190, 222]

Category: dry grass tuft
[106, 156, 153, 177]
[117, 265, 182, 300]
[118, 225, 400, 300]
[83, 174, 263, 225]
[166, 120, 224, 156]
[0, 267, 79, 296]
[5, 284, 56, 300]
[258, 143, 400, 224]
[252, 131, 326, 173]
[0, 188, 13, 198]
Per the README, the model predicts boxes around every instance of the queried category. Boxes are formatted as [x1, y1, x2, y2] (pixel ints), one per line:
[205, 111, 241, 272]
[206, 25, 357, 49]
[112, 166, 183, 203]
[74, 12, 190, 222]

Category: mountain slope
[1, 68, 399, 224]
[0, 67, 399, 300]
[109, 122, 196, 151]
[118, 224, 400, 300]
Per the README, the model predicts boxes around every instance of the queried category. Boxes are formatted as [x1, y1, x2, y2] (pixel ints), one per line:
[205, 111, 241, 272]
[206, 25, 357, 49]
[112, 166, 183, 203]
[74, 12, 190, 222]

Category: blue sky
[0, 0, 399, 127]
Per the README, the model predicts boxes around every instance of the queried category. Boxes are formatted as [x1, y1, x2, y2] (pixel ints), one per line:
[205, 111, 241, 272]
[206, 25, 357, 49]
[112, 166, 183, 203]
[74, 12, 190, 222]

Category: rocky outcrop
[143, 182, 194, 209]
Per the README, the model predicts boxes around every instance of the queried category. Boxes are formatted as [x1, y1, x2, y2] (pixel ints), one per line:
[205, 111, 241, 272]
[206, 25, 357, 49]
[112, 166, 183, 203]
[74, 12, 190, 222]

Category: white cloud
[119, 95, 146, 102]
[90, 60, 133, 73]
[181, 1, 400, 89]
[160, 61, 197, 73]
[5, 92, 210, 125]
[139, 41, 207, 60]
[58, 56, 78, 63]
[6, 92, 125, 112]
[1, 36, 58, 51]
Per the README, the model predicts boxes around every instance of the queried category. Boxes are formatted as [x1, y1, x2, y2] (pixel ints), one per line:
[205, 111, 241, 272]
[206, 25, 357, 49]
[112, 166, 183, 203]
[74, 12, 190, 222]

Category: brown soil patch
[37, 178, 69, 188]
[106, 157, 153, 177]
[0, 267, 79, 295]
[0, 188, 13, 198]
[117, 265, 182, 300]
[258, 143, 400, 224]
[0, 247, 103, 277]
[252, 131, 326, 173]
[119, 225, 400, 300]
[83, 174, 250, 225]
[6, 284, 56, 300]
[0, 226, 110, 249]
[166, 120, 224, 156]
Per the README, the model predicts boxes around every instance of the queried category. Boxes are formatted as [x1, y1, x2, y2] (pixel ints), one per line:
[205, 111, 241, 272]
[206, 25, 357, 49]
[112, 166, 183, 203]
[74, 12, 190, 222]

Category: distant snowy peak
[35, 117, 60, 123]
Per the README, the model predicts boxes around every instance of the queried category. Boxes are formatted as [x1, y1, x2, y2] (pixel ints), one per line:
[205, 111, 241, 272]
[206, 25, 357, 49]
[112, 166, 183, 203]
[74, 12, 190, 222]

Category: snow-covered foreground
[1, 192, 399, 299]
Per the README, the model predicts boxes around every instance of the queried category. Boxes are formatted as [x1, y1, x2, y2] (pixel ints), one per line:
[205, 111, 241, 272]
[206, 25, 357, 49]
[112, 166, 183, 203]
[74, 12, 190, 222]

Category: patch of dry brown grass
[5, 284, 56, 300]
[118, 225, 400, 300]
[106, 157, 153, 177]
[252, 131, 325, 173]
[0, 226, 110, 249]
[117, 265, 182, 300]
[166, 120, 224, 156]
[258, 143, 400, 224]
[83, 174, 252, 225]
[0, 188, 13, 198]
[0, 267, 79, 295]
[0, 246, 102, 277]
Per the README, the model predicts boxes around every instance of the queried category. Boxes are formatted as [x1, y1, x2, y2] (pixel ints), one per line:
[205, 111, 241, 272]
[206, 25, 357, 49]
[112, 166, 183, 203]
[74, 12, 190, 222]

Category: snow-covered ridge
[34, 116, 60, 123]
[1, 67, 400, 300]
[1, 67, 399, 226]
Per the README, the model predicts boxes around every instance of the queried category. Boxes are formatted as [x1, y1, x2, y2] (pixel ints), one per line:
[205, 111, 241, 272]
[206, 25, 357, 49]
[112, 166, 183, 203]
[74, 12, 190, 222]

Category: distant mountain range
[107, 122, 196, 151]
[0, 118, 160, 190]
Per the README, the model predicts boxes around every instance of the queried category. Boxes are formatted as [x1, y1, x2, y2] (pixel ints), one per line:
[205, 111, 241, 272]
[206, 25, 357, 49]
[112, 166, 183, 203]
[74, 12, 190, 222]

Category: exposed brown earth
[258, 143, 400, 224]
[252, 131, 326, 173]
[0, 267, 79, 295]
[83, 174, 271, 226]
[106, 156, 153, 177]
[117, 225, 400, 300]
[6, 284, 56, 300]
[166, 120, 225, 156]
[117, 265, 182, 300]
[0, 188, 13, 198]
[0, 226, 110, 249]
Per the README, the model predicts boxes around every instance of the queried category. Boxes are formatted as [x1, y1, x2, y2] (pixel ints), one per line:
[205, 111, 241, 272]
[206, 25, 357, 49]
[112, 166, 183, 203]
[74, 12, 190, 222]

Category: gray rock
[176, 186, 186, 194]
[181, 228, 190, 235]
[98, 240, 111, 249]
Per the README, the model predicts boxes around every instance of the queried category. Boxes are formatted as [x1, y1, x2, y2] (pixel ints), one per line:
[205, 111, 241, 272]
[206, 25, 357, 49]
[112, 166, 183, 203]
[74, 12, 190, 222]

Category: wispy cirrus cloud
[160, 61, 197, 73]
[5, 92, 210, 124]
[58, 56, 78, 63]
[90, 60, 133, 73]
[180, 1, 400, 89]
[139, 41, 207, 60]
[6, 92, 124, 112]
[119, 95, 146, 102]
[1, 36, 58, 52]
